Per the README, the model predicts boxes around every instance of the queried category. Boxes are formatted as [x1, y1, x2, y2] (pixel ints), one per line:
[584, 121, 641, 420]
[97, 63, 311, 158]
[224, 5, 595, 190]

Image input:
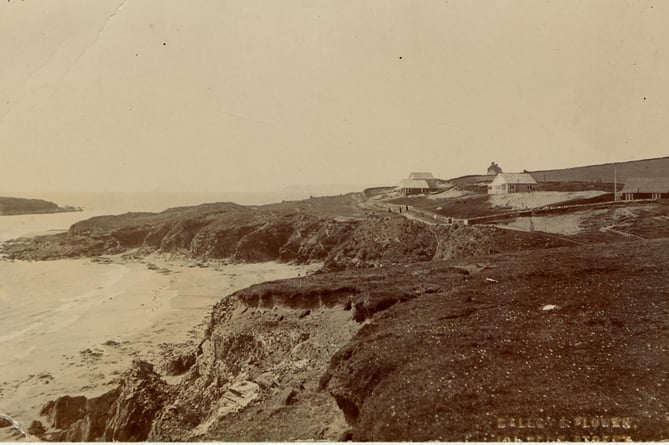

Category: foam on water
[0, 323, 42, 344]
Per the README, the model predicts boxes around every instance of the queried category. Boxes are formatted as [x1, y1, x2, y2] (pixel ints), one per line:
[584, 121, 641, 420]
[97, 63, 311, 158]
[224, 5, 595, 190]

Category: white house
[398, 179, 431, 196]
[487, 173, 537, 195]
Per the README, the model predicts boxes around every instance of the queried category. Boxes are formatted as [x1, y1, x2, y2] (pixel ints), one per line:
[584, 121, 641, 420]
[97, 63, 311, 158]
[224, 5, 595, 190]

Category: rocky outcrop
[149, 295, 360, 442]
[103, 360, 170, 442]
[161, 346, 198, 376]
[37, 360, 168, 442]
[1, 194, 574, 270]
[1, 200, 441, 268]
[40, 396, 88, 431]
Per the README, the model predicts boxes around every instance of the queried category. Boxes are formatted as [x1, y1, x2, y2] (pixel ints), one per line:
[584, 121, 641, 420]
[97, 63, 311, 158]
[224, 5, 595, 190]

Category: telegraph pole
[614, 166, 617, 201]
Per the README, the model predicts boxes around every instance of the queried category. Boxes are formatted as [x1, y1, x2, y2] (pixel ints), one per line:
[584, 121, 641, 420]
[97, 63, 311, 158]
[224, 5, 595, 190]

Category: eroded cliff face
[32, 285, 363, 441]
[29, 261, 443, 441]
[150, 296, 360, 441]
[29, 239, 669, 441]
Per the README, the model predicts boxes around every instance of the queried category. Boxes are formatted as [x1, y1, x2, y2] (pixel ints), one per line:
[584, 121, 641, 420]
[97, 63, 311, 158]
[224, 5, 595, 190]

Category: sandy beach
[0, 253, 318, 438]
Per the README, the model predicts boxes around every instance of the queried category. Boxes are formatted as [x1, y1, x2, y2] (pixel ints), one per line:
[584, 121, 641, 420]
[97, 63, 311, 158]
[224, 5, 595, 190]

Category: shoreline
[0, 253, 319, 436]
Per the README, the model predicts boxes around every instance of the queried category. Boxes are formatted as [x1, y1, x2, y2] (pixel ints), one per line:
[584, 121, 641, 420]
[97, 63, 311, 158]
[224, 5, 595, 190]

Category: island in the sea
[0, 196, 81, 216]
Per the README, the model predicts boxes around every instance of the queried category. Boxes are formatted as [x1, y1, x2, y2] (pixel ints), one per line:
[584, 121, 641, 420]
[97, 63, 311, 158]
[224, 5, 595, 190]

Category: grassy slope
[258, 193, 367, 219]
[446, 156, 669, 188]
[324, 239, 669, 441]
[530, 156, 669, 183]
[388, 189, 615, 220]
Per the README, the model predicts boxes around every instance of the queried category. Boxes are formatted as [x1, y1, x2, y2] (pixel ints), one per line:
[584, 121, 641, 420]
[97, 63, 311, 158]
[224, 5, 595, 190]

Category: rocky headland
[3, 191, 669, 441]
[0, 196, 81, 216]
[1, 195, 571, 266]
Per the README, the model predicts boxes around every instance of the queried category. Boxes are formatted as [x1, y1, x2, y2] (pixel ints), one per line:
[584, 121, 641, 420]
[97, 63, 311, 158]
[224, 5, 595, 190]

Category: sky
[1, 0, 668, 194]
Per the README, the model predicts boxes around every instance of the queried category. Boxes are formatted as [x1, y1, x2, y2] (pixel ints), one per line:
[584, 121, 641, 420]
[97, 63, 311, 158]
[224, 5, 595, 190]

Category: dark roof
[493, 173, 537, 185]
[409, 172, 434, 180]
[621, 177, 669, 194]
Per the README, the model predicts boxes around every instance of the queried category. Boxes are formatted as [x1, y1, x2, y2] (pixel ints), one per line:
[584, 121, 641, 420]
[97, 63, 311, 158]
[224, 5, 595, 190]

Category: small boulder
[27, 420, 46, 437]
[103, 359, 169, 442]
[276, 388, 298, 406]
[162, 350, 196, 376]
[0, 416, 11, 428]
[40, 395, 87, 429]
[253, 372, 278, 389]
[38, 359, 168, 442]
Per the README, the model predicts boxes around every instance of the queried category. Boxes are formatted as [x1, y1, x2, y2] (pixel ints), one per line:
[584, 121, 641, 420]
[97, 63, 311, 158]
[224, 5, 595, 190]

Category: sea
[0, 189, 351, 437]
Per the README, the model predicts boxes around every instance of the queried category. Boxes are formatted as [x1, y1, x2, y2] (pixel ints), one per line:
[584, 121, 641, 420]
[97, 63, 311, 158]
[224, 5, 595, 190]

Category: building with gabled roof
[487, 173, 537, 195]
[398, 179, 430, 196]
[620, 177, 669, 200]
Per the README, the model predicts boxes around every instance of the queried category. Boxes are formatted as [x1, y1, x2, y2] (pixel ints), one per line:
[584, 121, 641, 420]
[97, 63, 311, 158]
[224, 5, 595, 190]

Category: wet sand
[0, 254, 318, 436]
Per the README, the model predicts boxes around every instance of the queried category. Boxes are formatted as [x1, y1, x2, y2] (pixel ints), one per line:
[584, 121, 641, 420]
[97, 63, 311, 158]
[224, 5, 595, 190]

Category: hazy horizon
[1, 186, 377, 211]
[4, 152, 666, 198]
[2, 1, 668, 194]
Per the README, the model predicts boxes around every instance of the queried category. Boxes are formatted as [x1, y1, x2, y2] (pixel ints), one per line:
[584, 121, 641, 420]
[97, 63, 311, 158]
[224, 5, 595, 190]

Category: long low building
[487, 173, 537, 194]
[398, 179, 431, 196]
[620, 177, 669, 200]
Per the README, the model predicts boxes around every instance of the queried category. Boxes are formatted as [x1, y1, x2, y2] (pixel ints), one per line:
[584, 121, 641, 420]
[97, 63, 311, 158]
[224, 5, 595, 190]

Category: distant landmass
[0, 196, 81, 216]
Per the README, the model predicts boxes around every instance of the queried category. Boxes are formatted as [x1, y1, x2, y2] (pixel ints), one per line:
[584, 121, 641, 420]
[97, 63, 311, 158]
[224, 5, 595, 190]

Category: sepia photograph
[1, 0, 668, 442]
